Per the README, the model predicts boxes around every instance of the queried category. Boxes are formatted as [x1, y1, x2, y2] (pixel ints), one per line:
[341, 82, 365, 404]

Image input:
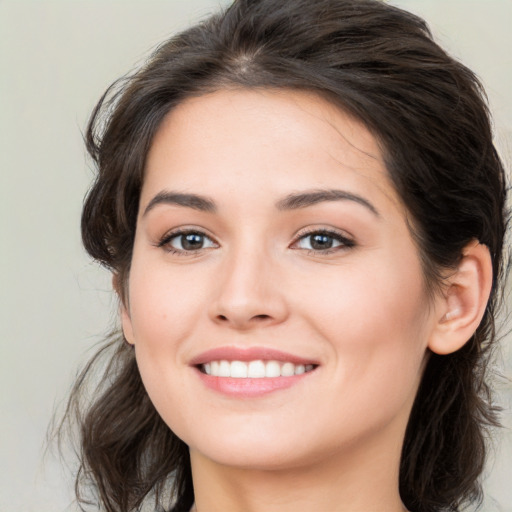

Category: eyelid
[156, 226, 219, 254]
[290, 226, 355, 252]
[155, 225, 355, 256]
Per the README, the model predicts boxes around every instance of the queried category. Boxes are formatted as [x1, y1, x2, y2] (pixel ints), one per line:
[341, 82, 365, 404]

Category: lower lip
[195, 369, 312, 398]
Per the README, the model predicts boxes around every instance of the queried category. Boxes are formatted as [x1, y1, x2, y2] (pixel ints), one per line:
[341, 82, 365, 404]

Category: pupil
[311, 234, 333, 250]
[182, 233, 203, 250]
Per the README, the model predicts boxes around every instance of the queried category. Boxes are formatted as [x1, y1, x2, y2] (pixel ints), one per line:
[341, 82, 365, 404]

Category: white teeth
[230, 360, 248, 378]
[295, 364, 305, 375]
[201, 359, 316, 378]
[218, 360, 231, 377]
[248, 360, 266, 378]
[281, 362, 295, 377]
[265, 360, 281, 377]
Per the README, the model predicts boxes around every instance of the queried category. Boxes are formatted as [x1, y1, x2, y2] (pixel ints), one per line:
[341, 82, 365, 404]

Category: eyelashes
[291, 227, 355, 253]
[158, 229, 218, 253]
[157, 226, 355, 257]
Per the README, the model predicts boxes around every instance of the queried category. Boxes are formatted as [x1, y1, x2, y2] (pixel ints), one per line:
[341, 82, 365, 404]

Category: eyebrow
[143, 191, 217, 216]
[276, 189, 380, 216]
[143, 188, 379, 217]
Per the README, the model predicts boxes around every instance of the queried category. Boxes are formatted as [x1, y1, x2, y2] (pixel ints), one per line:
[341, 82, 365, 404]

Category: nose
[208, 244, 289, 330]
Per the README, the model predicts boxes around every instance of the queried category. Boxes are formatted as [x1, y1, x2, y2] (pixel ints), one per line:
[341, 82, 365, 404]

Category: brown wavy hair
[59, 1, 509, 511]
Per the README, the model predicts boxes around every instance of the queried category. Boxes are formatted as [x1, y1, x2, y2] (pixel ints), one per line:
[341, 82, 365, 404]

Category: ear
[112, 274, 135, 346]
[428, 241, 493, 355]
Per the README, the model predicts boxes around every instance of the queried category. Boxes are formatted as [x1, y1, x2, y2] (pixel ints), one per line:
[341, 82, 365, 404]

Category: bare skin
[121, 89, 491, 512]
[190, 412, 411, 512]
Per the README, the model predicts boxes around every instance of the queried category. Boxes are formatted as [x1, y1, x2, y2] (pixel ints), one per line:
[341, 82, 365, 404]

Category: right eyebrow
[142, 191, 217, 216]
[275, 188, 380, 217]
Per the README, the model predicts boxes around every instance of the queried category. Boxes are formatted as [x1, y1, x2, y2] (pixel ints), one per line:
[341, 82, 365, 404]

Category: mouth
[199, 360, 316, 378]
[190, 347, 319, 397]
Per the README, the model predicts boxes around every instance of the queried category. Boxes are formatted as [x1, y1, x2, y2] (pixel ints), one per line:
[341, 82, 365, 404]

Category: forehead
[142, 88, 401, 213]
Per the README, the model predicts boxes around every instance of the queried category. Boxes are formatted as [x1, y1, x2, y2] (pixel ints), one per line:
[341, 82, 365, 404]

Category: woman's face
[122, 89, 440, 471]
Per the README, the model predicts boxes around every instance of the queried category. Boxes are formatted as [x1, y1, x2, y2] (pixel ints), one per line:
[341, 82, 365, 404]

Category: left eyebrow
[143, 191, 217, 216]
[275, 189, 380, 217]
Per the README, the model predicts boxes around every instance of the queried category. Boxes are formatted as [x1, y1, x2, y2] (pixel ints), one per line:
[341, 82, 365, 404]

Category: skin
[120, 89, 490, 512]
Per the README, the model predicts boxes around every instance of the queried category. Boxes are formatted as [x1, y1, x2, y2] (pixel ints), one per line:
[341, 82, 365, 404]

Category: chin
[182, 421, 315, 470]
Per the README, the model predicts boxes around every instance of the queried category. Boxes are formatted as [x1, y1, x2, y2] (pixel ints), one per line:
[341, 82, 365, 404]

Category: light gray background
[1, 1, 511, 511]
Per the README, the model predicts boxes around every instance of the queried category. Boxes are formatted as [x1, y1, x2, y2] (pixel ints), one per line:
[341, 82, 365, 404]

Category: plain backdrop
[1, 1, 511, 511]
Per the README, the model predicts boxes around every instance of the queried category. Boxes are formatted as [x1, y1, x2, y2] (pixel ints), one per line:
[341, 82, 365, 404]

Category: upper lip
[189, 346, 320, 366]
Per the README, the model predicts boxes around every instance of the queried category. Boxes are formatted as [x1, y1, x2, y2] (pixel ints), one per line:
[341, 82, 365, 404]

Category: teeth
[265, 360, 281, 378]
[230, 360, 248, 378]
[281, 362, 295, 377]
[219, 360, 230, 377]
[201, 359, 316, 378]
[248, 360, 266, 378]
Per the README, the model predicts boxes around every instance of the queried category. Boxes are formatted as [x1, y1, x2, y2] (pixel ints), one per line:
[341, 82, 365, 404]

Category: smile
[201, 360, 316, 378]
[191, 347, 319, 397]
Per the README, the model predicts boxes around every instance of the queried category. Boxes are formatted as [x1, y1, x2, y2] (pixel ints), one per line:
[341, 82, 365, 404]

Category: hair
[60, 0, 509, 511]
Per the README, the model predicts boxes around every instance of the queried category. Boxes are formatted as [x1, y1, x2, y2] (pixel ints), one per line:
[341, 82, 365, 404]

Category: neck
[190, 426, 408, 512]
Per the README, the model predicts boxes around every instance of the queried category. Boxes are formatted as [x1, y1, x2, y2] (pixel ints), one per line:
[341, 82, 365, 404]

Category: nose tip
[215, 311, 277, 330]
[208, 257, 288, 330]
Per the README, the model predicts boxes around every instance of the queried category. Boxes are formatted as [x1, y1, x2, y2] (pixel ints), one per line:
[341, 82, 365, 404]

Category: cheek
[127, 259, 209, 351]
[124, 258, 212, 412]
[301, 249, 430, 402]
[126, 261, 209, 426]
[306, 253, 427, 340]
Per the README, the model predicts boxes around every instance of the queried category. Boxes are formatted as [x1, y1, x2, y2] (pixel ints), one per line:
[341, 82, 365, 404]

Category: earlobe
[112, 274, 135, 345]
[428, 241, 492, 355]
[120, 304, 135, 345]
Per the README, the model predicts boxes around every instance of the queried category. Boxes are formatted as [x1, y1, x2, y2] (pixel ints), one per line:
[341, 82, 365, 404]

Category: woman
[63, 0, 509, 511]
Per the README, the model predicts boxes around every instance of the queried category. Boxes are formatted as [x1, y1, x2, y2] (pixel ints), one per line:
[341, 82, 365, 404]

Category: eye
[158, 229, 218, 254]
[292, 229, 354, 253]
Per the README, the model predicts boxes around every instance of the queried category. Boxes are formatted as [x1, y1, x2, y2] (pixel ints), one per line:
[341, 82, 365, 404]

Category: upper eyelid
[291, 226, 354, 243]
[171, 228, 215, 240]
[289, 227, 356, 254]
[157, 226, 354, 250]
[158, 226, 218, 244]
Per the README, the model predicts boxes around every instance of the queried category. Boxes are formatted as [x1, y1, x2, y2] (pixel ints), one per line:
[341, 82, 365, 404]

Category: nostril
[254, 314, 271, 321]
[215, 313, 272, 324]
